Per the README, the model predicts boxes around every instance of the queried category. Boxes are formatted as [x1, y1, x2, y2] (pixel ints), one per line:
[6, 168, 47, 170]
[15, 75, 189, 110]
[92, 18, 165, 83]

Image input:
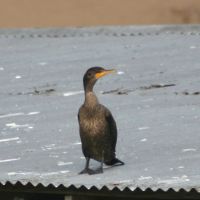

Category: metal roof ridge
[1, 180, 200, 193]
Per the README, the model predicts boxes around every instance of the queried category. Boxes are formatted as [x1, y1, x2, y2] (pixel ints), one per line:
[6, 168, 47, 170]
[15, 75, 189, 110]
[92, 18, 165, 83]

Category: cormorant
[78, 67, 124, 175]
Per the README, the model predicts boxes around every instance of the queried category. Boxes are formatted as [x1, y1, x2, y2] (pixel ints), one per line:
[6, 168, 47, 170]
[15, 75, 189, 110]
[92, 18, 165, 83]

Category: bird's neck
[84, 91, 99, 108]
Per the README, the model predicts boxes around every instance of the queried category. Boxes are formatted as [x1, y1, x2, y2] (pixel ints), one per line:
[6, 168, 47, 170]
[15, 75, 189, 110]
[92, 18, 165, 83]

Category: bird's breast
[79, 108, 107, 136]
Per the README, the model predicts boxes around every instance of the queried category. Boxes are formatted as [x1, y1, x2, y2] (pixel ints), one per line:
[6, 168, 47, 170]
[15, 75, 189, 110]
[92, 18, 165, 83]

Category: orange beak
[95, 69, 116, 79]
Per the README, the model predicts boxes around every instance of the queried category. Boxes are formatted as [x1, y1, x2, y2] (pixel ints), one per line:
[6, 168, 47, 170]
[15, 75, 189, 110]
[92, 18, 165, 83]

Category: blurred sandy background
[0, 0, 200, 27]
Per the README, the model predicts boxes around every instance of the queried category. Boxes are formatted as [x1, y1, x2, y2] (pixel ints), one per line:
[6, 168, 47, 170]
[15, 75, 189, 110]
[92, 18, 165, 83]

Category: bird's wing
[78, 108, 88, 157]
[105, 108, 117, 152]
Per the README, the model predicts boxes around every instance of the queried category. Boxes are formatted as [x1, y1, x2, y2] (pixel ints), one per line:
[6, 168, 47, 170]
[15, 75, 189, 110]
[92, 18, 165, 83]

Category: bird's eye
[87, 72, 92, 77]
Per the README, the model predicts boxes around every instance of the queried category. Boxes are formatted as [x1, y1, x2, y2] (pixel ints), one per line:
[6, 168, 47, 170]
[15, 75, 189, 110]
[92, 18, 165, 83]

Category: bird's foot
[87, 167, 103, 175]
[79, 167, 103, 175]
[79, 168, 96, 175]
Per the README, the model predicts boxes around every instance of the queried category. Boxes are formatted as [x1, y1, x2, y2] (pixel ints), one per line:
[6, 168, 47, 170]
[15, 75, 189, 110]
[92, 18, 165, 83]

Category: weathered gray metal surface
[0, 25, 200, 192]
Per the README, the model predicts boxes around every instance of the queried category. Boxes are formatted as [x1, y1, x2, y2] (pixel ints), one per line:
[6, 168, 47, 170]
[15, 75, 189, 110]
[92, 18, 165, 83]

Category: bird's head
[83, 67, 116, 92]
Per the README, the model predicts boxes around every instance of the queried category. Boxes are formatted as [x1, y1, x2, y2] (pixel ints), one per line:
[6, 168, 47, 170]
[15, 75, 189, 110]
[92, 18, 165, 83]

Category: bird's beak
[95, 69, 116, 79]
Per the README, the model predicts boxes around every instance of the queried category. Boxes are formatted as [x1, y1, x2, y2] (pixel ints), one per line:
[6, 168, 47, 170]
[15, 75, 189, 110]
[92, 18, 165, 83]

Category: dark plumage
[78, 67, 124, 175]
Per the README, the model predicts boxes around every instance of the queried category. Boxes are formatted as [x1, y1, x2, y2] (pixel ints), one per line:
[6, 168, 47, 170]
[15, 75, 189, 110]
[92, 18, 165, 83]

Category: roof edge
[0, 25, 200, 38]
[0, 181, 200, 195]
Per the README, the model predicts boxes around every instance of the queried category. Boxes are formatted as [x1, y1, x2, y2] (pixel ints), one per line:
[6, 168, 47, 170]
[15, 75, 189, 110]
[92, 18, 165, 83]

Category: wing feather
[105, 108, 117, 153]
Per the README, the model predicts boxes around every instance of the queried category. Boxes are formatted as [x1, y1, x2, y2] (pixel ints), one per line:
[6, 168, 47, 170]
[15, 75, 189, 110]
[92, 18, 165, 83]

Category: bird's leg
[96, 158, 104, 173]
[79, 157, 90, 174]
[93, 151, 104, 174]
[79, 153, 105, 175]
[79, 157, 96, 175]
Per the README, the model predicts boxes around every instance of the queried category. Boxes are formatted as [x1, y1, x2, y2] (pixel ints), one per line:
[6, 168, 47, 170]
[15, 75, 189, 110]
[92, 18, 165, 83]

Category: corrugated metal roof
[0, 25, 200, 193]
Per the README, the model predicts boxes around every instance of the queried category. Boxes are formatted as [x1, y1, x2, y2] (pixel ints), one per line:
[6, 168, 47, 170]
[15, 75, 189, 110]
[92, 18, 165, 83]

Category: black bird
[78, 67, 124, 175]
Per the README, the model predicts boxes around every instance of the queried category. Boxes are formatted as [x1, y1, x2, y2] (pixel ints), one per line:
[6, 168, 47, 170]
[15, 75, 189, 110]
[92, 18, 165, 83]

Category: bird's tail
[104, 158, 124, 166]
